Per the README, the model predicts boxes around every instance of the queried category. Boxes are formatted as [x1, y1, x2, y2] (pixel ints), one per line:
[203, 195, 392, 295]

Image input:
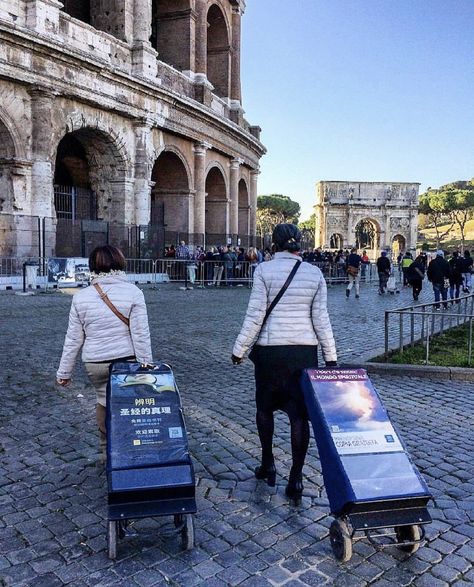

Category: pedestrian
[231, 223, 337, 505]
[406, 254, 426, 301]
[360, 250, 370, 281]
[56, 245, 153, 463]
[345, 247, 362, 299]
[401, 252, 413, 286]
[376, 251, 391, 294]
[448, 251, 463, 302]
[427, 250, 451, 310]
[461, 250, 473, 293]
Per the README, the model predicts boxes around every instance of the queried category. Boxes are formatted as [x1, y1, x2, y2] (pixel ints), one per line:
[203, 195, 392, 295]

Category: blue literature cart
[105, 361, 196, 559]
[301, 368, 432, 561]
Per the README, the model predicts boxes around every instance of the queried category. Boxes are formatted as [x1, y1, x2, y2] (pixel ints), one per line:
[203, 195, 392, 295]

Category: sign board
[108, 368, 189, 470]
[47, 257, 90, 285]
[308, 369, 403, 455]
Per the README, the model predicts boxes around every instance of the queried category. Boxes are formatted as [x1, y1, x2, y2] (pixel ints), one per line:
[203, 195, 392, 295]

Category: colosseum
[0, 0, 265, 258]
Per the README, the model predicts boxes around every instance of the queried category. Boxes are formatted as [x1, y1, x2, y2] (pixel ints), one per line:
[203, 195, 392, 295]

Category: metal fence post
[469, 319, 473, 367]
[410, 308, 415, 347]
[384, 311, 389, 359]
[399, 312, 404, 355]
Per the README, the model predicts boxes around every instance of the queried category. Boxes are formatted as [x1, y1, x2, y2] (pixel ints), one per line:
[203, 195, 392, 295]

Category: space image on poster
[309, 369, 402, 455]
[108, 372, 189, 470]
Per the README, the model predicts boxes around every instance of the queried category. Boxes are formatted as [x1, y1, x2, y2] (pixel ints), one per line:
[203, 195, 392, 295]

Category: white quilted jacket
[57, 275, 153, 379]
[233, 252, 337, 362]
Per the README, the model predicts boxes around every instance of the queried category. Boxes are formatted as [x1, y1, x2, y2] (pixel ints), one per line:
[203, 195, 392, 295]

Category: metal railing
[384, 294, 474, 366]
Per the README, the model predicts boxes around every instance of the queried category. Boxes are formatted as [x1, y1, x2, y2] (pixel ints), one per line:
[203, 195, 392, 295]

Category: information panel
[308, 369, 403, 455]
[108, 368, 189, 470]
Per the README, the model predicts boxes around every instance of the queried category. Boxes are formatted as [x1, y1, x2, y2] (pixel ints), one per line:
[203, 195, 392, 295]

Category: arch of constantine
[0, 0, 265, 257]
[314, 181, 420, 259]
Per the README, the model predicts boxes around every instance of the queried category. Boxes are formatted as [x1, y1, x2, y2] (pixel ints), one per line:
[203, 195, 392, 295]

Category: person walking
[406, 254, 426, 301]
[427, 250, 451, 310]
[56, 245, 153, 462]
[401, 252, 413, 286]
[345, 247, 362, 299]
[376, 251, 391, 294]
[448, 251, 464, 302]
[461, 250, 473, 293]
[360, 250, 370, 281]
[231, 224, 337, 505]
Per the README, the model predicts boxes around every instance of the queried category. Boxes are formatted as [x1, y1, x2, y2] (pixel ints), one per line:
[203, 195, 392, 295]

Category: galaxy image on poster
[109, 371, 189, 470]
[308, 369, 403, 455]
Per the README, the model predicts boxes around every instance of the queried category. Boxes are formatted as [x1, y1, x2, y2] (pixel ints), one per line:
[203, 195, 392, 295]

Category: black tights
[256, 404, 309, 478]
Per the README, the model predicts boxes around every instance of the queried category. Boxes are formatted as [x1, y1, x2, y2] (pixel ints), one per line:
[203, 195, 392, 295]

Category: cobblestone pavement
[0, 281, 473, 586]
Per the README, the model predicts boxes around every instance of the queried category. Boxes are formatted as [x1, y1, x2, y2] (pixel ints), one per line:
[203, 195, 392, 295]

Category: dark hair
[89, 245, 126, 273]
[272, 223, 302, 252]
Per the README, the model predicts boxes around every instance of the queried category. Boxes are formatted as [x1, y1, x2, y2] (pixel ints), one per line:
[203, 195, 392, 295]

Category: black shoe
[285, 473, 303, 505]
[254, 461, 276, 487]
[346, 290, 350, 298]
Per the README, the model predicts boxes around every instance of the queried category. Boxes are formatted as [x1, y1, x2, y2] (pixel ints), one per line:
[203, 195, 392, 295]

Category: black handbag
[249, 260, 301, 362]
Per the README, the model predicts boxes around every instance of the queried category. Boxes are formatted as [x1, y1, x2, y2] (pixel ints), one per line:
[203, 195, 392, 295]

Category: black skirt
[251, 345, 318, 416]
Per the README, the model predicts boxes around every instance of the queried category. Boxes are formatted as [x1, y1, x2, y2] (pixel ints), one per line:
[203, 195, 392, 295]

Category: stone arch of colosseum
[207, 3, 231, 98]
[238, 177, 249, 237]
[150, 149, 192, 233]
[205, 164, 229, 239]
[0, 114, 18, 214]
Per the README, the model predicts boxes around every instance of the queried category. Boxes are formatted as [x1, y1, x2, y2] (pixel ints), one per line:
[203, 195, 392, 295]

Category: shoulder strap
[93, 283, 130, 327]
[261, 260, 301, 329]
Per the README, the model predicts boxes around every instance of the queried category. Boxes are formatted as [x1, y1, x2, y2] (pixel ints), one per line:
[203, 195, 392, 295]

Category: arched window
[207, 5, 231, 98]
[205, 166, 228, 240]
[151, 0, 193, 71]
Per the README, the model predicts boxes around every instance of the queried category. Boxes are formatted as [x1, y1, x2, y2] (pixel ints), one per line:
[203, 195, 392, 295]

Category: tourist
[231, 223, 337, 506]
[461, 250, 473, 293]
[345, 247, 362, 299]
[56, 245, 152, 462]
[360, 250, 370, 281]
[448, 251, 463, 302]
[406, 254, 426, 301]
[376, 251, 391, 294]
[401, 251, 414, 286]
[427, 250, 451, 310]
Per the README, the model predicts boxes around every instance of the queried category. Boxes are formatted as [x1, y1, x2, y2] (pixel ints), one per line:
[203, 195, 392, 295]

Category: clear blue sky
[241, 0, 474, 219]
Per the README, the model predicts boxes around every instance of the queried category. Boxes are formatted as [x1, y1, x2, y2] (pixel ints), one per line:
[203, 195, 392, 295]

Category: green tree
[256, 194, 300, 238]
[418, 189, 454, 248]
[299, 213, 316, 247]
[441, 180, 474, 251]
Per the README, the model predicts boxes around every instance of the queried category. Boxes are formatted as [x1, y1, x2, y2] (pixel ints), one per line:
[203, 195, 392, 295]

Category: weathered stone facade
[315, 181, 419, 258]
[0, 0, 265, 257]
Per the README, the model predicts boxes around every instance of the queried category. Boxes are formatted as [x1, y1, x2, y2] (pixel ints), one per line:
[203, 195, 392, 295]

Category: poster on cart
[308, 369, 403, 455]
[47, 258, 90, 285]
[108, 370, 189, 470]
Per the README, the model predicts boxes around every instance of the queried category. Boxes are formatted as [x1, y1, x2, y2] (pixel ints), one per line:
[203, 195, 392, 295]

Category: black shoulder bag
[248, 260, 302, 362]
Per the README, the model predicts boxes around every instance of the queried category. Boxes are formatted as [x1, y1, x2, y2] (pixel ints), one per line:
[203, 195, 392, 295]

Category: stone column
[26, 0, 62, 37]
[229, 158, 242, 241]
[29, 87, 55, 219]
[231, 6, 242, 105]
[133, 120, 154, 226]
[249, 168, 259, 240]
[193, 142, 211, 245]
[194, 0, 207, 79]
[132, 0, 158, 78]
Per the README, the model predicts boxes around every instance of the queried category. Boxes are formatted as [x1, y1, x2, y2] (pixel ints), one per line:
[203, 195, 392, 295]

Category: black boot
[285, 470, 303, 505]
[254, 459, 276, 487]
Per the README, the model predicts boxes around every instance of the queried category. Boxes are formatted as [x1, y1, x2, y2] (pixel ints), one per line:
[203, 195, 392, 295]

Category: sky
[240, 0, 474, 220]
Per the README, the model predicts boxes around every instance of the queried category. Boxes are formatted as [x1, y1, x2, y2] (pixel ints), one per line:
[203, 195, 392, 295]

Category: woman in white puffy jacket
[232, 224, 337, 505]
[56, 245, 153, 460]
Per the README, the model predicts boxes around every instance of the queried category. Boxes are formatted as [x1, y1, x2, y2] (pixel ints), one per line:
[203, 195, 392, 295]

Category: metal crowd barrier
[152, 259, 254, 288]
[384, 293, 474, 365]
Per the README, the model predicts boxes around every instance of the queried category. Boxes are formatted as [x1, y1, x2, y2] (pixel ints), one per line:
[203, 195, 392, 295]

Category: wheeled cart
[106, 361, 196, 559]
[301, 368, 432, 562]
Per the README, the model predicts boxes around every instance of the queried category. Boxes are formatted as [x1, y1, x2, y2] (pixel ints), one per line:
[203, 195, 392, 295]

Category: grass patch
[372, 323, 473, 368]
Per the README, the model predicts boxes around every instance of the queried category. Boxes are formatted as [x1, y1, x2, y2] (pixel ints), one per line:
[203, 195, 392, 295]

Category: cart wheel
[174, 514, 184, 528]
[181, 514, 194, 550]
[329, 519, 352, 562]
[107, 521, 118, 560]
[395, 524, 421, 554]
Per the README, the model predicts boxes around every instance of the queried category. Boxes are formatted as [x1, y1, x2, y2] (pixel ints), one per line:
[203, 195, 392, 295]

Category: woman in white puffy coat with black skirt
[232, 224, 337, 505]
[56, 245, 153, 462]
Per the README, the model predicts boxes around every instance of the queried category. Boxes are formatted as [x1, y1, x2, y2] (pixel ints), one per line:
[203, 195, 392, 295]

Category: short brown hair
[89, 245, 126, 273]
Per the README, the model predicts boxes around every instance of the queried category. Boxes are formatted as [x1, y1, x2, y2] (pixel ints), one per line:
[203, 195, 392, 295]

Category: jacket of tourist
[232, 251, 337, 361]
[376, 255, 391, 274]
[57, 274, 152, 379]
[427, 256, 451, 286]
